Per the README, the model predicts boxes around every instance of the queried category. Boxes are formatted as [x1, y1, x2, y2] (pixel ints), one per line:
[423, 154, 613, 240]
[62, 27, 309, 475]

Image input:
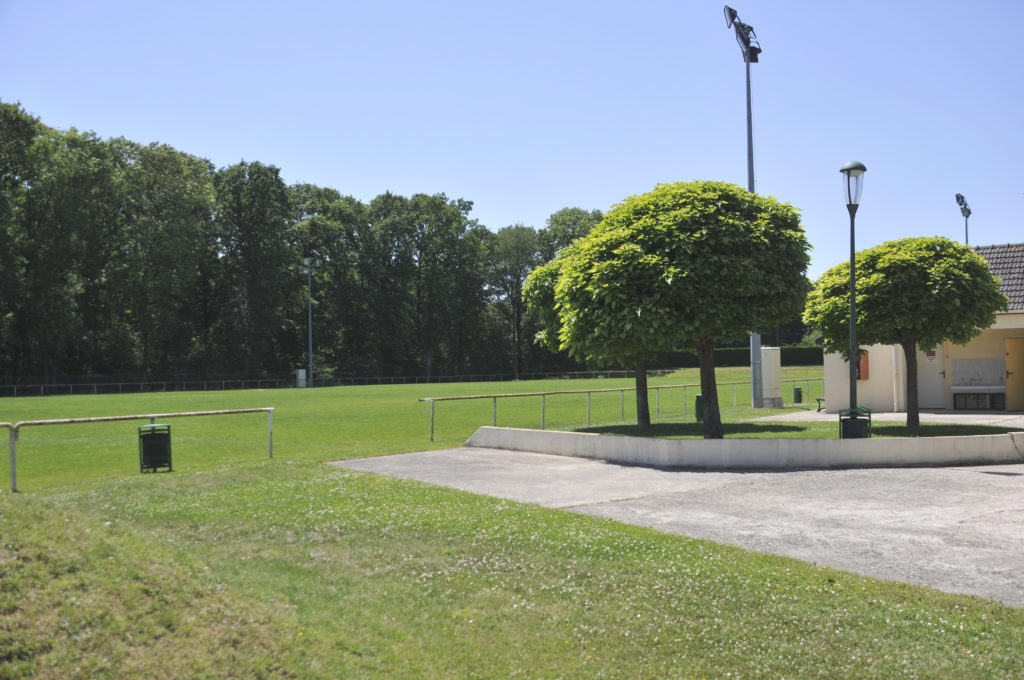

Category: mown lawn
[3, 371, 1024, 678]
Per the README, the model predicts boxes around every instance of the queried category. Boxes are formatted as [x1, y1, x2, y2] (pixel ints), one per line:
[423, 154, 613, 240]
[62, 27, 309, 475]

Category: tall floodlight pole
[841, 161, 866, 409]
[302, 258, 314, 387]
[955, 193, 971, 244]
[724, 5, 764, 407]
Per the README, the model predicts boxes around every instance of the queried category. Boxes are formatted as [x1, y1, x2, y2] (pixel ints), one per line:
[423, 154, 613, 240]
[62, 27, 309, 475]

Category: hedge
[650, 345, 822, 369]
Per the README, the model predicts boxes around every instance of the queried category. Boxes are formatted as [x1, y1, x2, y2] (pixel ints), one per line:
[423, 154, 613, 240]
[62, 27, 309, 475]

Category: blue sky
[2, 0, 1021, 279]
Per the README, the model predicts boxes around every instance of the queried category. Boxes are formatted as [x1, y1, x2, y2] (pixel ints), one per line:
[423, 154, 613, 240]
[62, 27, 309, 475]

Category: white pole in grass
[268, 409, 274, 459]
[7, 425, 16, 492]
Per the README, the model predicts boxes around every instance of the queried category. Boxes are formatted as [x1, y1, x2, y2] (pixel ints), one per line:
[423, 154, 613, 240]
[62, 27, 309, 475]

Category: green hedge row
[651, 345, 823, 369]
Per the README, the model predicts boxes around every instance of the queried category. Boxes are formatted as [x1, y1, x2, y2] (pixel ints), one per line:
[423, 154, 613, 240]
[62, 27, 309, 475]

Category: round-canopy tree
[524, 180, 810, 438]
[804, 237, 1007, 433]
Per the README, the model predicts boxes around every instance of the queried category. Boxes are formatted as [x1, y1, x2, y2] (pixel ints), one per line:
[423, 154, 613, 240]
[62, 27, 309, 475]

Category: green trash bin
[794, 385, 803, 404]
[695, 394, 703, 422]
[838, 408, 871, 439]
[139, 424, 172, 472]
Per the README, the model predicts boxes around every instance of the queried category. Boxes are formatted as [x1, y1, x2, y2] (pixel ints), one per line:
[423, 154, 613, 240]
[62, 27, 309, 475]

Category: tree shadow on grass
[576, 422, 807, 438]
[873, 424, 1024, 438]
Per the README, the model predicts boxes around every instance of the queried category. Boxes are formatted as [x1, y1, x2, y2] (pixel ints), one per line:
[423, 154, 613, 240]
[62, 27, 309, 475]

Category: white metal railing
[420, 378, 823, 441]
[3, 408, 274, 492]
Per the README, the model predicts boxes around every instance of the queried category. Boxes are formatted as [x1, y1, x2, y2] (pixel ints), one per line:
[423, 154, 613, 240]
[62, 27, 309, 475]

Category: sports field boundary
[3, 408, 274, 492]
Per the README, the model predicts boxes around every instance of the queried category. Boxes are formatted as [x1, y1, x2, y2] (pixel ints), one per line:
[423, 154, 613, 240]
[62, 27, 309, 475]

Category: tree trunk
[900, 338, 920, 434]
[695, 337, 724, 439]
[635, 360, 651, 429]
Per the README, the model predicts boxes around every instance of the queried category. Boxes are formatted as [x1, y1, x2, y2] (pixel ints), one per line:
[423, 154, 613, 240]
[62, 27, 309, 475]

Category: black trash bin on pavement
[139, 424, 172, 472]
[838, 407, 871, 439]
[794, 385, 804, 404]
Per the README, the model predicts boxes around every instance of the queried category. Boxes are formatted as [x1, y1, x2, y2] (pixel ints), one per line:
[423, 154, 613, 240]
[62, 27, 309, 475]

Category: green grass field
[3, 369, 1024, 678]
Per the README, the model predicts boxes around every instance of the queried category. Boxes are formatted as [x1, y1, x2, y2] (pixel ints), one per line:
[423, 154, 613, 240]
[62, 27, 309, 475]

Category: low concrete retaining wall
[465, 427, 1024, 469]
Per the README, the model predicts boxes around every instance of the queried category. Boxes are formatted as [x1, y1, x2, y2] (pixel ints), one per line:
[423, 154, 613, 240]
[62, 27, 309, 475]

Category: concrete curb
[465, 426, 1024, 469]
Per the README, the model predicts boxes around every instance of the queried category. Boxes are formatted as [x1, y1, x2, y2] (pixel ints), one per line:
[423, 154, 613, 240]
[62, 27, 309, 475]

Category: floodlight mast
[723, 5, 764, 408]
[955, 193, 971, 244]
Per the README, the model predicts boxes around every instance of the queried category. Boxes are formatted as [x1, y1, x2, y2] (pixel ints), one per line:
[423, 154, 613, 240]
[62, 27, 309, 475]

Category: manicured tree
[804, 237, 1007, 433]
[525, 180, 810, 437]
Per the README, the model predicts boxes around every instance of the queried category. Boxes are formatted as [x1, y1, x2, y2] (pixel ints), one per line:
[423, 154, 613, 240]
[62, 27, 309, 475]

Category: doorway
[917, 346, 945, 409]
[1005, 339, 1024, 411]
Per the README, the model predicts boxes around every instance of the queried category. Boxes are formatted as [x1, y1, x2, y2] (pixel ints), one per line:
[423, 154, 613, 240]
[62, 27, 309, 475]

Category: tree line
[0, 101, 603, 382]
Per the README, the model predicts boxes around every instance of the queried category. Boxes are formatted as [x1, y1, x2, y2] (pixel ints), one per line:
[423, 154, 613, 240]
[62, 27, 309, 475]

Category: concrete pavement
[334, 439, 1024, 608]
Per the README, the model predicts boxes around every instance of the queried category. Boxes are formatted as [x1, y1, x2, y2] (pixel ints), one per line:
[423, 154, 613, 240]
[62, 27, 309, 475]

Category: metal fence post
[541, 394, 546, 430]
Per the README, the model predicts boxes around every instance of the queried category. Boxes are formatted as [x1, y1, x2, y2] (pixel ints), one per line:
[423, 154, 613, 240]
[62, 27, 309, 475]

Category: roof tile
[973, 243, 1024, 311]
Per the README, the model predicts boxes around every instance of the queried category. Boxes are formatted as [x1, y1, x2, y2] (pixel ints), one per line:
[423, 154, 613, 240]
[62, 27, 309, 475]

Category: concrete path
[334, 446, 1024, 608]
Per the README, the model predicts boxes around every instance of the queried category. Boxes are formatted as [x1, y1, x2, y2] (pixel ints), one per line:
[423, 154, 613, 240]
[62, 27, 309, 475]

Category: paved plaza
[335, 412, 1024, 607]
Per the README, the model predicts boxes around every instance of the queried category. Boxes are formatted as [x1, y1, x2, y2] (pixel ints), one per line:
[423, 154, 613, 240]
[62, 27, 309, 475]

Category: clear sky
[2, 0, 1021, 279]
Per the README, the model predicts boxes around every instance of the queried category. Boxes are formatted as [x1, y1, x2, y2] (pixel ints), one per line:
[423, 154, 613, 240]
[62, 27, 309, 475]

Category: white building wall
[823, 344, 906, 413]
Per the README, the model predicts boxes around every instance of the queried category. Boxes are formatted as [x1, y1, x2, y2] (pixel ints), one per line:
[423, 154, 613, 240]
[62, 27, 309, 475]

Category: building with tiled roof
[974, 243, 1024, 311]
[823, 242, 1024, 413]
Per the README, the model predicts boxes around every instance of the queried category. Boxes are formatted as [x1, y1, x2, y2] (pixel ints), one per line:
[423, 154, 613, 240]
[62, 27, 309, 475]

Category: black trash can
[794, 385, 803, 404]
[838, 408, 871, 439]
[139, 424, 172, 472]
[695, 394, 703, 422]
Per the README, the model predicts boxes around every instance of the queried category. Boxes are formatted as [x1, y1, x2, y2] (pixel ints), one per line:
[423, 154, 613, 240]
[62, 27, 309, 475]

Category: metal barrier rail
[3, 408, 274, 492]
[420, 378, 824, 441]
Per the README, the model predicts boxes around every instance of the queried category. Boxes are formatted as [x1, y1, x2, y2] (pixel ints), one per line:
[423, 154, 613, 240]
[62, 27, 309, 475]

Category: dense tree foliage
[525, 181, 810, 436]
[486, 225, 541, 379]
[804, 237, 1007, 432]
[537, 207, 602, 261]
[0, 101, 590, 381]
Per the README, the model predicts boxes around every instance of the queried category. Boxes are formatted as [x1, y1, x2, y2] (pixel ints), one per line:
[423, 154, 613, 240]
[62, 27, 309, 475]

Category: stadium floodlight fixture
[724, 5, 761, 63]
[955, 193, 971, 243]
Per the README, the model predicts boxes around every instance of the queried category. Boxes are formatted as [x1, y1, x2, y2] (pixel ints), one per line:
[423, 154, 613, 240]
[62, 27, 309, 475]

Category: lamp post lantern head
[840, 161, 867, 208]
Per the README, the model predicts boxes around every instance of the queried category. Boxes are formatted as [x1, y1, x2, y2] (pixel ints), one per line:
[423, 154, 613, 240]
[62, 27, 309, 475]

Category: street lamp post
[724, 5, 764, 408]
[955, 193, 971, 244]
[840, 161, 866, 410]
[302, 258, 314, 388]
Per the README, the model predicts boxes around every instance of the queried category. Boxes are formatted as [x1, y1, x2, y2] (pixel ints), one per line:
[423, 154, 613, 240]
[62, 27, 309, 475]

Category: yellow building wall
[938, 312, 1024, 409]
[824, 312, 1024, 413]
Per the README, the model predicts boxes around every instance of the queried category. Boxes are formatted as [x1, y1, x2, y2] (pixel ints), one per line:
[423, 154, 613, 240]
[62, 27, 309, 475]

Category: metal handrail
[3, 408, 274, 492]
[420, 378, 824, 441]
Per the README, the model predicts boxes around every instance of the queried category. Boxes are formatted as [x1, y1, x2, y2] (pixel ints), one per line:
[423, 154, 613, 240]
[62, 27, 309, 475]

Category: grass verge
[5, 460, 1024, 678]
[3, 373, 1024, 678]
